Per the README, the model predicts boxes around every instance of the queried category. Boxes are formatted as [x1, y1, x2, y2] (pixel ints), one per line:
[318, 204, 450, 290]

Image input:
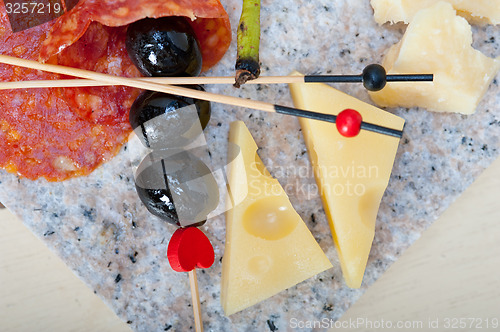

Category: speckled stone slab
[1, 1, 499, 331]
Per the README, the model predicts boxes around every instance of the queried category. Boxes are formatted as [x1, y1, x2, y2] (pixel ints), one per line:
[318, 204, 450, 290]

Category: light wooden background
[1, 156, 500, 332]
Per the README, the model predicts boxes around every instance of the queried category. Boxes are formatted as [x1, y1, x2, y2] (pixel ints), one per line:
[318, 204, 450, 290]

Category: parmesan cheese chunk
[369, 2, 500, 114]
[371, 0, 500, 25]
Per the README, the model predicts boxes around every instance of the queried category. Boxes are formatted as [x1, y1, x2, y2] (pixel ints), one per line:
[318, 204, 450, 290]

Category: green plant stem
[234, 0, 261, 88]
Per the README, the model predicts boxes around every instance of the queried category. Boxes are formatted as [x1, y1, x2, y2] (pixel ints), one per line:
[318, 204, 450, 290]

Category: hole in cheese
[242, 197, 299, 240]
[247, 255, 273, 276]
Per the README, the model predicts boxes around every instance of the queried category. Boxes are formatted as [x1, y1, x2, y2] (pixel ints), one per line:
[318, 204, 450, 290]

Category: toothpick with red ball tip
[274, 105, 403, 138]
[328, 108, 398, 139]
[0, 54, 415, 138]
[336, 109, 363, 137]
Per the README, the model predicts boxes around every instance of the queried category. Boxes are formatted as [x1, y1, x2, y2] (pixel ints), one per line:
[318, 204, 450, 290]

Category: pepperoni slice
[0, 13, 139, 181]
[0, 1, 231, 181]
[40, 0, 232, 71]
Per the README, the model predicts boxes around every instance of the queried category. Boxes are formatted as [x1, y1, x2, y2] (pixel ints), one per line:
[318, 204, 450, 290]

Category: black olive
[126, 17, 202, 77]
[134, 149, 219, 227]
[129, 85, 211, 149]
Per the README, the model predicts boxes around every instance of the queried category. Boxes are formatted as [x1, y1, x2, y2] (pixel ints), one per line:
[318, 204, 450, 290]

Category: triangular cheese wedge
[221, 121, 332, 316]
[289, 78, 405, 288]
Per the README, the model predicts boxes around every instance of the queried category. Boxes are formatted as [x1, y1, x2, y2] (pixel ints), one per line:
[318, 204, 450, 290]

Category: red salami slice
[40, 0, 232, 71]
[0, 1, 231, 181]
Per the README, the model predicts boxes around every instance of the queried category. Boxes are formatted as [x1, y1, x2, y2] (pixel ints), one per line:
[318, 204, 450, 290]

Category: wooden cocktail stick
[167, 228, 214, 332]
[189, 270, 203, 332]
[0, 71, 432, 90]
[0, 76, 302, 89]
[0, 54, 404, 137]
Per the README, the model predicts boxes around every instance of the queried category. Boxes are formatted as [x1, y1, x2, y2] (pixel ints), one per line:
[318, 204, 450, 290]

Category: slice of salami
[0, 13, 139, 181]
[40, 0, 232, 71]
[0, 1, 231, 181]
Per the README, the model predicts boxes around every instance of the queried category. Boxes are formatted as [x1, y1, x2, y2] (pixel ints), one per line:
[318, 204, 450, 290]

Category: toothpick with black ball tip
[0, 63, 433, 92]
[0, 54, 422, 138]
[301, 64, 433, 91]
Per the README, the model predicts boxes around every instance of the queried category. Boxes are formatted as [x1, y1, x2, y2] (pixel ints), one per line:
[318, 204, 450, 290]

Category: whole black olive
[126, 17, 202, 77]
[134, 149, 219, 227]
[129, 85, 211, 149]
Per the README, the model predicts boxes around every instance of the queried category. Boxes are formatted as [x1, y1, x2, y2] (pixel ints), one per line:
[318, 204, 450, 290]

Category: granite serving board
[1, 0, 499, 331]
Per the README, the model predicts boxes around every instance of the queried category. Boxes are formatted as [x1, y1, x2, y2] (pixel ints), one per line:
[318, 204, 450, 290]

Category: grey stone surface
[0, 1, 499, 331]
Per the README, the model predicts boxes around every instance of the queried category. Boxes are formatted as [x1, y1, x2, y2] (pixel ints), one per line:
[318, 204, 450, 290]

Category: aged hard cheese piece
[289, 78, 404, 288]
[221, 121, 332, 316]
[370, 0, 500, 25]
[369, 2, 500, 114]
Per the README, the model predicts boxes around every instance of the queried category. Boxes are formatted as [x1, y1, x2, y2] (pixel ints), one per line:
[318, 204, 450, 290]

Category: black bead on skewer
[304, 64, 433, 91]
[362, 64, 387, 91]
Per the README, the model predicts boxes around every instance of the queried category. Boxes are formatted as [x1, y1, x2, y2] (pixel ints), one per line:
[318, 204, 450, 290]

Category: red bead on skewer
[336, 108, 362, 137]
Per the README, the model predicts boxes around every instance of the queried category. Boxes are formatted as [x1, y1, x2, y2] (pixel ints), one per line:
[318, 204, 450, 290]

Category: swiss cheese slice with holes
[289, 77, 405, 288]
[221, 121, 332, 316]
